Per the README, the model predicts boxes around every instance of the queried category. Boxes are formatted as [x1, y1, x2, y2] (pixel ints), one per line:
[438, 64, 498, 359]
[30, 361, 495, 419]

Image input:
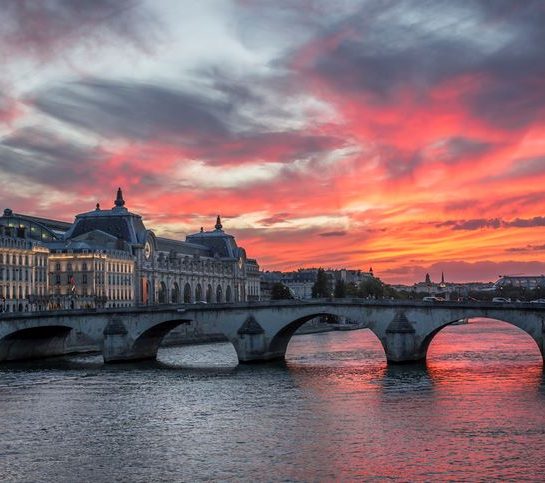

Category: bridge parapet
[1, 300, 544, 364]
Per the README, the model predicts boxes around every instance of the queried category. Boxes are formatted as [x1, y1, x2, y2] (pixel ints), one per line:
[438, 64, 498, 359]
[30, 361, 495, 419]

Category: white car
[492, 297, 511, 303]
[530, 299, 545, 304]
[423, 296, 445, 302]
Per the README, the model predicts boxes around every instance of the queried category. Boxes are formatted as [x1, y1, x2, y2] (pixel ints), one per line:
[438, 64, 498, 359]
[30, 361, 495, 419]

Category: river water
[1, 318, 545, 482]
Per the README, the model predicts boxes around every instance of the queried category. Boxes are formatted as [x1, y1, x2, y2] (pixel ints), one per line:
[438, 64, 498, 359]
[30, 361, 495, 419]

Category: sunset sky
[1, 0, 545, 284]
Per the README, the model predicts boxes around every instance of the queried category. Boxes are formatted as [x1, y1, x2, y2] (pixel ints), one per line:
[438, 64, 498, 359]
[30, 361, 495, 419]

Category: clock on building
[144, 241, 152, 259]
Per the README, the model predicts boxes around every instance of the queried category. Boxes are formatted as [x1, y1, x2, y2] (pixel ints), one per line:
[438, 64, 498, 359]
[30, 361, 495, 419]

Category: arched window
[171, 282, 180, 303]
[216, 285, 222, 303]
[183, 283, 192, 303]
[206, 284, 212, 303]
[158, 281, 167, 304]
[225, 285, 232, 303]
[195, 283, 202, 302]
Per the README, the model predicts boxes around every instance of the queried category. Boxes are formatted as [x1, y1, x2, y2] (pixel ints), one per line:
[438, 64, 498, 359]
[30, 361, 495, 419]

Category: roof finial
[215, 215, 223, 231]
[114, 187, 125, 208]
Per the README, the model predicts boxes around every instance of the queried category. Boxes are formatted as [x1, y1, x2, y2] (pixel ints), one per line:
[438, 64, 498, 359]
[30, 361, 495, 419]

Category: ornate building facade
[0, 189, 260, 311]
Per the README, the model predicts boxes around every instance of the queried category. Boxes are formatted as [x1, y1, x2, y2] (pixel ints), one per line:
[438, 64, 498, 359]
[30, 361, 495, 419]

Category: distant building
[260, 267, 376, 300]
[494, 275, 545, 291]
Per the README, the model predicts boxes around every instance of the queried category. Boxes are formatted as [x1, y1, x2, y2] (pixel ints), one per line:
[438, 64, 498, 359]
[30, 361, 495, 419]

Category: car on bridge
[422, 296, 445, 302]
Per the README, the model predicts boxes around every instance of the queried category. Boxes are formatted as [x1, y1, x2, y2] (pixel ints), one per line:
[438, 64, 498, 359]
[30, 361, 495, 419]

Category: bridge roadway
[0, 299, 544, 364]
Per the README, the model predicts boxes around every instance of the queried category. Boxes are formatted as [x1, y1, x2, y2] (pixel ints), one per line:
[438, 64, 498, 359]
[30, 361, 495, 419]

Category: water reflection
[1, 321, 545, 481]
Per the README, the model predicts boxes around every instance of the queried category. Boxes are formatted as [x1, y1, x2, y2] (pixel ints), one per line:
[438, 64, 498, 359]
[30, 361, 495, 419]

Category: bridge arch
[120, 318, 194, 362]
[0, 325, 75, 361]
[269, 313, 331, 357]
[420, 316, 544, 362]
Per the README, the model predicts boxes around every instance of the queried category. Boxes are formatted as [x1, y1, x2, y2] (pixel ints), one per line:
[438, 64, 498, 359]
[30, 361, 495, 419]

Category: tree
[358, 277, 384, 299]
[312, 268, 331, 298]
[334, 279, 346, 298]
[271, 282, 293, 300]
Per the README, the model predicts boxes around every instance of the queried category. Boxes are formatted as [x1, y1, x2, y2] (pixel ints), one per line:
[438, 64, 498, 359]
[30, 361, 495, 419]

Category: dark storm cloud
[0, 0, 157, 60]
[304, 0, 545, 128]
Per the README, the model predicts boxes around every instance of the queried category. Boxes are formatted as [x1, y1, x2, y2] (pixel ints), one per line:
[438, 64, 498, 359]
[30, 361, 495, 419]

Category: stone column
[102, 317, 133, 362]
[383, 311, 426, 363]
[233, 315, 271, 362]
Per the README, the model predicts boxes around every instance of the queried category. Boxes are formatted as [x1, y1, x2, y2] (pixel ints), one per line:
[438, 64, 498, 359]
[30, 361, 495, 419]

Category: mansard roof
[64, 188, 147, 245]
[155, 236, 211, 257]
[186, 215, 242, 259]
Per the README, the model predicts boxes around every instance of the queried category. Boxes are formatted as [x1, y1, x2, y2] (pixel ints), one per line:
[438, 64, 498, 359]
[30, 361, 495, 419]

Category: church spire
[114, 187, 125, 208]
[215, 215, 223, 231]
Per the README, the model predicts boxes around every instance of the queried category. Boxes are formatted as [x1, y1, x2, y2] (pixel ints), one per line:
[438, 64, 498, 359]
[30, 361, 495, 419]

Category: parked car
[530, 299, 545, 304]
[492, 297, 511, 303]
[423, 296, 445, 302]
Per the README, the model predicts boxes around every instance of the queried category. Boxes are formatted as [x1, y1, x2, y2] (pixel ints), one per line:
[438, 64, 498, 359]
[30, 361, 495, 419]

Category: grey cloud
[452, 218, 502, 231]
[506, 244, 545, 253]
[301, 0, 545, 128]
[0, 127, 102, 187]
[379, 136, 492, 180]
[441, 216, 545, 231]
[490, 156, 545, 181]
[34, 80, 234, 144]
[0, 0, 157, 61]
[33, 77, 346, 167]
[258, 213, 292, 226]
[319, 231, 347, 237]
[507, 217, 545, 228]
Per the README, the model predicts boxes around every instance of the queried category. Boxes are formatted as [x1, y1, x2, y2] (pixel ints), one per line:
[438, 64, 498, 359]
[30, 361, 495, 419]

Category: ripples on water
[1, 319, 545, 482]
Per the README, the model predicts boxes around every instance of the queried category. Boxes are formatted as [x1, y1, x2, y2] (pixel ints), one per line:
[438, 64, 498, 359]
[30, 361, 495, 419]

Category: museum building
[0, 189, 260, 311]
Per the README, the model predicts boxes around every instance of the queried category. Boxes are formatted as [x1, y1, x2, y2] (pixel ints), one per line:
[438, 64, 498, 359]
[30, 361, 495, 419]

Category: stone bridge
[0, 300, 544, 364]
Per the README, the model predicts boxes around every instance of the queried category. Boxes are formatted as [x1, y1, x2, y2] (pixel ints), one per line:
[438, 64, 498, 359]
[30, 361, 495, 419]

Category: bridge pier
[383, 312, 427, 364]
[232, 315, 285, 363]
[102, 318, 137, 362]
